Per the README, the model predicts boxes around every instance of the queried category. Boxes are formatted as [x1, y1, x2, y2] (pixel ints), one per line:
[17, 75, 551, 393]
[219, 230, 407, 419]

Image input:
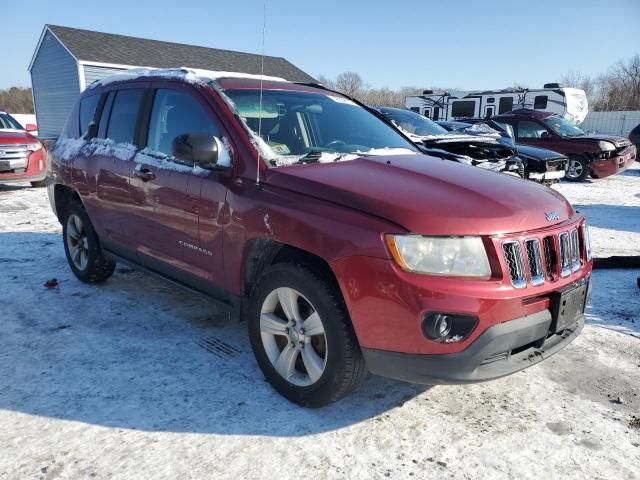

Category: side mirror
[25, 123, 37, 132]
[540, 131, 551, 139]
[172, 133, 230, 170]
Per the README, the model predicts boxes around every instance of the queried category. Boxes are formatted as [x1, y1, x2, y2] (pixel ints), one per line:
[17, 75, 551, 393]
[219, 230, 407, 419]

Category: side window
[409, 107, 419, 113]
[534, 95, 548, 109]
[79, 94, 100, 137]
[97, 92, 115, 139]
[518, 121, 548, 139]
[498, 97, 514, 114]
[105, 89, 145, 144]
[146, 89, 219, 159]
[451, 100, 476, 118]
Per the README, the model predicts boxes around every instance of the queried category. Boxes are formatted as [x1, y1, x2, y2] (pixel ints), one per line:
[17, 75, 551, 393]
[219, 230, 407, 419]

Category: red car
[47, 69, 593, 406]
[492, 109, 636, 181]
[0, 112, 46, 187]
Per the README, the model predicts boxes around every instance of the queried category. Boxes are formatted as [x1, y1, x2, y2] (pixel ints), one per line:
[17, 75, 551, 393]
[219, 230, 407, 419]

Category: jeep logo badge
[545, 211, 560, 222]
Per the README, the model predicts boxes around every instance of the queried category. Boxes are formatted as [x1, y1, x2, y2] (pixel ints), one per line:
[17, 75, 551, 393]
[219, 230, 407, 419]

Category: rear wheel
[248, 263, 366, 407]
[565, 155, 589, 182]
[62, 202, 115, 283]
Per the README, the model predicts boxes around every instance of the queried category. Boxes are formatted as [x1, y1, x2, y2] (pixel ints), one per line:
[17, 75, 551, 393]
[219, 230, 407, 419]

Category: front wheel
[565, 155, 589, 182]
[62, 202, 115, 283]
[247, 263, 366, 407]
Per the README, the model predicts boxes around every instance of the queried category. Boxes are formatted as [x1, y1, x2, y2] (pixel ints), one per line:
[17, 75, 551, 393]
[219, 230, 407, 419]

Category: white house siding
[82, 64, 129, 88]
[580, 110, 640, 137]
[30, 31, 80, 139]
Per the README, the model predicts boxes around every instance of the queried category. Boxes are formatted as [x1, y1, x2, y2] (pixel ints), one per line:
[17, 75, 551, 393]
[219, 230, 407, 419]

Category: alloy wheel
[260, 287, 328, 386]
[566, 159, 584, 180]
[66, 214, 89, 271]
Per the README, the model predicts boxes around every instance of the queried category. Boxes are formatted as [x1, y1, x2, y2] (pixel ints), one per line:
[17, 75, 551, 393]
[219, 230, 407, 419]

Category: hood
[516, 144, 567, 161]
[0, 130, 36, 145]
[575, 134, 631, 148]
[267, 155, 574, 235]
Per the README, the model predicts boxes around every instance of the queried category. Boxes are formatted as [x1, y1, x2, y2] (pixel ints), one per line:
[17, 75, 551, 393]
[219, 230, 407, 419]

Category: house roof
[39, 25, 317, 83]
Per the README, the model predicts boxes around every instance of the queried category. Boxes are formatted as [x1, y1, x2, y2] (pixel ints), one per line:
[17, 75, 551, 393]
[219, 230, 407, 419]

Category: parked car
[439, 120, 568, 185]
[629, 123, 640, 156]
[48, 68, 593, 407]
[0, 112, 46, 187]
[375, 107, 522, 175]
[490, 109, 636, 181]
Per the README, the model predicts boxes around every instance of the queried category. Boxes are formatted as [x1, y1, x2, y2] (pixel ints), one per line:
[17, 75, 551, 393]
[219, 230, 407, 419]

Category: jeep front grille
[501, 227, 585, 288]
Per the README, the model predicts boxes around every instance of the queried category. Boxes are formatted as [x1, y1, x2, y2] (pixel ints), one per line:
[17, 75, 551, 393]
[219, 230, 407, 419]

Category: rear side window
[79, 94, 100, 137]
[146, 89, 219, 158]
[498, 97, 514, 114]
[105, 89, 145, 144]
[534, 95, 548, 109]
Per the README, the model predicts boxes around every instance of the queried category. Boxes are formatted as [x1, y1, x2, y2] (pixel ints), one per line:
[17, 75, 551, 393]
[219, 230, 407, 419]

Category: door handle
[134, 167, 156, 182]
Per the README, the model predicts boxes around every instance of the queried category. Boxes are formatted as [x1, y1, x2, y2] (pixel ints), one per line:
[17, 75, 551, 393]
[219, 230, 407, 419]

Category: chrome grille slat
[524, 239, 544, 286]
[558, 232, 571, 278]
[502, 240, 526, 289]
[570, 229, 580, 272]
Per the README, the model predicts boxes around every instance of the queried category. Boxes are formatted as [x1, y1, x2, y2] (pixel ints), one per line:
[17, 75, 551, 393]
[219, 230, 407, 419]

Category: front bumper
[362, 309, 584, 384]
[590, 145, 636, 178]
[0, 149, 46, 184]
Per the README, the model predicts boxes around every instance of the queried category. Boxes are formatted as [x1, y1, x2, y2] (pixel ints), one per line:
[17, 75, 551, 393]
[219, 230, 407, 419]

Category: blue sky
[3, 0, 639, 90]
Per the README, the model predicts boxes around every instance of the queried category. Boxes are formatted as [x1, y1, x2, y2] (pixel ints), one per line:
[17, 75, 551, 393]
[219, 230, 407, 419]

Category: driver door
[129, 85, 225, 282]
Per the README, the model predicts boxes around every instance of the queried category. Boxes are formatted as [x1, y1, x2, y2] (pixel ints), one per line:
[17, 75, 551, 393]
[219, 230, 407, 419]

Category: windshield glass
[543, 115, 584, 137]
[382, 109, 449, 136]
[0, 113, 23, 130]
[224, 89, 418, 166]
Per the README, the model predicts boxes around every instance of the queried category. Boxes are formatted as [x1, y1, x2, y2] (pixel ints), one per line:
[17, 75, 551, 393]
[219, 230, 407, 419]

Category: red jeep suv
[493, 109, 636, 181]
[0, 112, 46, 187]
[47, 69, 593, 406]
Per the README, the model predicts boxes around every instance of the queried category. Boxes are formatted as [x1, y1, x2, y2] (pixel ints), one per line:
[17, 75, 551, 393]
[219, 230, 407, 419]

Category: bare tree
[0, 87, 34, 113]
[334, 72, 366, 98]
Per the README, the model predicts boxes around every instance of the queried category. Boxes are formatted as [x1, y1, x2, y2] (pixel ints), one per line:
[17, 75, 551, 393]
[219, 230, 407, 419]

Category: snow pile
[270, 147, 417, 167]
[51, 137, 87, 162]
[90, 67, 287, 89]
[135, 149, 210, 177]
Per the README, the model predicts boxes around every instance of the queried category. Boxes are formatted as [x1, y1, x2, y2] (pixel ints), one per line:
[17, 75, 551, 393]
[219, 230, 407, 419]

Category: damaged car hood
[267, 154, 574, 235]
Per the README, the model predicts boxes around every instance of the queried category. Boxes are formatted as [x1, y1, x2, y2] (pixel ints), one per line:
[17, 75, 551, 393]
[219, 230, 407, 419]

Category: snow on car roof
[88, 67, 289, 89]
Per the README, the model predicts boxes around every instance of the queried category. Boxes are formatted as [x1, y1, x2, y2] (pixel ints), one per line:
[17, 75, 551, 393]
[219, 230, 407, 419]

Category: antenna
[256, 0, 267, 187]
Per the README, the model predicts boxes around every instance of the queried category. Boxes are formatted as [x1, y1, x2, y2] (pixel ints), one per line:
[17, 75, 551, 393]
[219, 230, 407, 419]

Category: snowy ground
[0, 167, 639, 480]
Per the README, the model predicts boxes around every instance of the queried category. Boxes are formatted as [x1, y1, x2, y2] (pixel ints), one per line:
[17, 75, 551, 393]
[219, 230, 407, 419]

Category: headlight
[27, 142, 42, 152]
[385, 235, 491, 277]
[582, 223, 592, 261]
[597, 141, 615, 152]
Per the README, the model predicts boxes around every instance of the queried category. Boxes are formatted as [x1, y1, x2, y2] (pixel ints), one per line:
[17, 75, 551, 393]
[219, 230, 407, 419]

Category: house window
[534, 95, 548, 109]
[498, 97, 514, 114]
[451, 100, 476, 118]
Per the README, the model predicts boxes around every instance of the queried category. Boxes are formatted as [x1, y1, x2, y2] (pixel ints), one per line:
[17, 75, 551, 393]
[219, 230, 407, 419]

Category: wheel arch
[242, 238, 342, 307]
[53, 184, 83, 221]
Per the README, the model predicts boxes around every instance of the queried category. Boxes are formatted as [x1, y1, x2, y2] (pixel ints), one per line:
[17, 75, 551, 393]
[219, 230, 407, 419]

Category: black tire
[30, 180, 46, 188]
[247, 263, 367, 407]
[62, 202, 115, 283]
[565, 155, 589, 182]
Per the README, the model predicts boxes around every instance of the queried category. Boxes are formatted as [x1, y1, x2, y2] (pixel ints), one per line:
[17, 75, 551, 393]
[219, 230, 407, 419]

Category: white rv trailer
[405, 83, 588, 124]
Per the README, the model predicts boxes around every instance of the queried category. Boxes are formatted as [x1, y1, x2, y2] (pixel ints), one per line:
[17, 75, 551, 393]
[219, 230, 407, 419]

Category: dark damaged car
[376, 107, 522, 175]
[439, 120, 568, 185]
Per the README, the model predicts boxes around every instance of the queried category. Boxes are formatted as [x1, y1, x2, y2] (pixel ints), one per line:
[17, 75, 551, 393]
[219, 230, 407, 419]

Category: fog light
[422, 313, 478, 343]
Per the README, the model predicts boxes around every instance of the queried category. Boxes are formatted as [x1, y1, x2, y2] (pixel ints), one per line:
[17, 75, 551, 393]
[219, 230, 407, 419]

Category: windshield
[0, 113, 23, 130]
[224, 89, 419, 166]
[382, 109, 449, 136]
[543, 115, 585, 137]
